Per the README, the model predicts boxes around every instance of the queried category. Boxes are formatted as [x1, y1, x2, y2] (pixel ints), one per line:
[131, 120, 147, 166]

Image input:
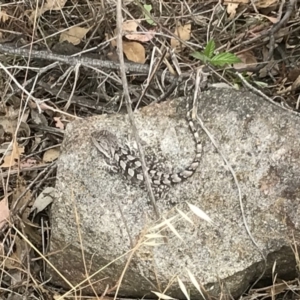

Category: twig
[134, 48, 168, 110]
[250, 0, 259, 14]
[228, 0, 296, 55]
[263, 0, 296, 73]
[0, 43, 179, 82]
[0, 62, 41, 105]
[31, 162, 57, 199]
[115, 0, 160, 219]
[0, 164, 51, 179]
[236, 72, 300, 117]
[230, 0, 296, 74]
[3, 62, 59, 103]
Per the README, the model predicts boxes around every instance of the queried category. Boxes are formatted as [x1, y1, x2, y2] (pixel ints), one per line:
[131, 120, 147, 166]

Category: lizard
[91, 98, 202, 199]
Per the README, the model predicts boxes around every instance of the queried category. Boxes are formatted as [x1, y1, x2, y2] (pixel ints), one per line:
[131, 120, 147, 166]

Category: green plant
[143, 4, 156, 25]
[191, 40, 241, 67]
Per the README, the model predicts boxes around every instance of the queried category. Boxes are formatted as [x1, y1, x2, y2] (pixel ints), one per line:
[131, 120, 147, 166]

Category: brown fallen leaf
[0, 10, 10, 23]
[43, 0, 67, 10]
[121, 20, 155, 42]
[122, 20, 139, 31]
[227, 3, 239, 19]
[1, 140, 24, 168]
[170, 23, 191, 51]
[0, 197, 9, 230]
[287, 68, 300, 82]
[59, 26, 91, 45]
[125, 29, 155, 42]
[123, 41, 146, 64]
[43, 147, 60, 162]
[54, 117, 65, 129]
[234, 51, 257, 70]
[255, 0, 278, 8]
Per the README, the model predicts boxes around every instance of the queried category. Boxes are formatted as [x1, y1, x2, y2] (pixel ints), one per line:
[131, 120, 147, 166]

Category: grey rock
[50, 89, 300, 299]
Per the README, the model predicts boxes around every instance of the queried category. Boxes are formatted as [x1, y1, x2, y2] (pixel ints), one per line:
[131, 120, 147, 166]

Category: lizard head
[91, 130, 119, 159]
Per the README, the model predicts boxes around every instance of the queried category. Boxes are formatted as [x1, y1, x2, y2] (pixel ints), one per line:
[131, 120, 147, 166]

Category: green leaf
[190, 51, 210, 63]
[144, 4, 156, 25]
[210, 52, 241, 66]
[203, 40, 215, 59]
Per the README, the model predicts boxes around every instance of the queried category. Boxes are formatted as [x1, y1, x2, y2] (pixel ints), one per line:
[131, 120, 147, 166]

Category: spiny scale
[91, 98, 202, 193]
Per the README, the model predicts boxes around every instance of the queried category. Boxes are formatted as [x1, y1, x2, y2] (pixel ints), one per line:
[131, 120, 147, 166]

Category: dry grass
[0, 0, 300, 299]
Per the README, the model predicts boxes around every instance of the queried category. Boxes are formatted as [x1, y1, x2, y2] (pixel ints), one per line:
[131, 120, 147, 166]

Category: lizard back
[91, 98, 202, 190]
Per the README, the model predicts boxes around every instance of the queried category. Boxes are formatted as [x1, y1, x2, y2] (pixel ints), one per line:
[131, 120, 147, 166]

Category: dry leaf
[122, 20, 139, 31]
[0, 10, 10, 22]
[53, 117, 64, 129]
[227, 3, 239, 19]
[288, 68, 300, 82]
[123, 41, 146, 63]
[43, 0, 67, 10]
[31, 187, 56, 213]
[121, 20, 155, 42]
[0, 198, 9, 230]
[234, 51, 257, 70]
[1, 140, 24, 168]
[170, 23, 191, 50]
[255, 0, 278, 8]
[43, 147, 60, 162]
[59, 26, 90, 45]
[125, 30, 155, 42]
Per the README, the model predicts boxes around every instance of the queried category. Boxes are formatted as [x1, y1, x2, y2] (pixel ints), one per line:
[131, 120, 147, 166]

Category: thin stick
[115, 0, 160, 219]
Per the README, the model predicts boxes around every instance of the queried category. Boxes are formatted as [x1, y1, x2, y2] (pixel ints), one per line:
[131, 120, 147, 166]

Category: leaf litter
[0, 0, 299, 299]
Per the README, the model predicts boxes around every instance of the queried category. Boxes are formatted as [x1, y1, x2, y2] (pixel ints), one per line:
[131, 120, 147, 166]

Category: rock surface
[50, 89, 300, 299]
